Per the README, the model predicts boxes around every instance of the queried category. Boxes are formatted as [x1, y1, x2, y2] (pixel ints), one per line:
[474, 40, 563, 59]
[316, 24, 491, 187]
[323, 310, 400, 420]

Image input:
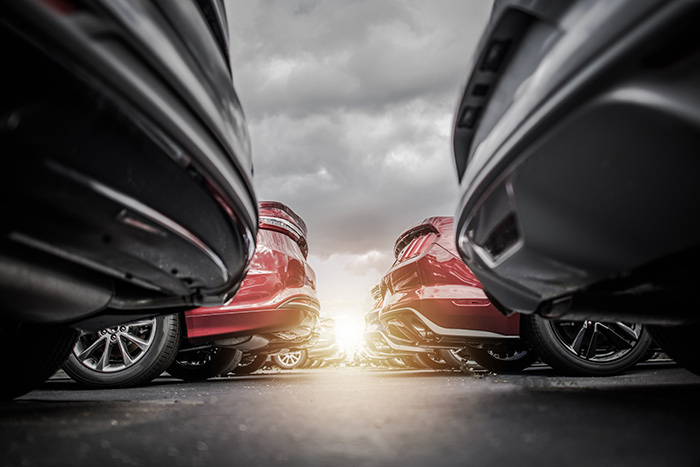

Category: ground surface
[1, 362, 698, 466]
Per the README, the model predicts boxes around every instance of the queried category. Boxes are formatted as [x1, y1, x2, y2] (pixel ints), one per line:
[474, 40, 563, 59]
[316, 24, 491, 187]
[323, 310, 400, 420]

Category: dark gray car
[452, 0, 700, 373]
[0, 0, 257, 398]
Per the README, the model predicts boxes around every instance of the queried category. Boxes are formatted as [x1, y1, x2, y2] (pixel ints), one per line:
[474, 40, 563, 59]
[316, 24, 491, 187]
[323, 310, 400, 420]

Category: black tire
[414, 352, 450, 369]
[272, 350, 307, 369]
[466, 343, 537, 373]
[648, 323, 700, 375]
[523, 314, 652, 376]
[167, 347, 243, 381]
[438, 348, 470, 369]
[63, 314, 180, 388]
[0, 321, 78, 400]
[232, 352, 268, 375]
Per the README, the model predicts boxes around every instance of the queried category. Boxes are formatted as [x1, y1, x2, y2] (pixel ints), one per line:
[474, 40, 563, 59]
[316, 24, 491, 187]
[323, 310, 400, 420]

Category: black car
[0, 0, 257, 398]
[452, 0, 700, 373]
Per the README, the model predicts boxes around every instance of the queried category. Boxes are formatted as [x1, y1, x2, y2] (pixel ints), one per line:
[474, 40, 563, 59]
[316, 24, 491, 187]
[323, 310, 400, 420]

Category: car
[375, 216, 653, 375]
[179, 201, 320, 377]
[451, 0, 700, 374]
[271, 318, 345, 369]
[62, 201, 319, 386]
[0, 0, 257, 398]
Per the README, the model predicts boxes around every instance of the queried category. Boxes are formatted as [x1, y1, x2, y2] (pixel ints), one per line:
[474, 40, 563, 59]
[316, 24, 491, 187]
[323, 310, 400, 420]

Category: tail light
[395, 230, 437, 263]
[258, 201, 309, 257]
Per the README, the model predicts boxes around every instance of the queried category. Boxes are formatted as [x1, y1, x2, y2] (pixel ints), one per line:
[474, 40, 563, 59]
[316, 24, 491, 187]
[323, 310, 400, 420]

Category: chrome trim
[259, 216, 306, 241]
[47, 161, 229, 282]
[382, 307, 520, 339]
[364, 331, 424, 356]
[278, 297, 321, 314]
[375, 330, 432, 354]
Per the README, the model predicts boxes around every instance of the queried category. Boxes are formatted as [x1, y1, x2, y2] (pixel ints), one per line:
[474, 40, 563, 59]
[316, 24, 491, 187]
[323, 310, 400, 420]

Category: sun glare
[330, 314, 365, 354]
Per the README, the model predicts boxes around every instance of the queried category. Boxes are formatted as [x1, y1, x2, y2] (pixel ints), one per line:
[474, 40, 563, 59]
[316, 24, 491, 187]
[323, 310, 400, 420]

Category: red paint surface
[380, 216, 519, 335]
[186, 209, 318, 342]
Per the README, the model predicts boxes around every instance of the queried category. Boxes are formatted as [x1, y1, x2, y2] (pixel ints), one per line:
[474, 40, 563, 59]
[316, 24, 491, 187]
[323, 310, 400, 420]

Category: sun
[329, 314, 365, 354]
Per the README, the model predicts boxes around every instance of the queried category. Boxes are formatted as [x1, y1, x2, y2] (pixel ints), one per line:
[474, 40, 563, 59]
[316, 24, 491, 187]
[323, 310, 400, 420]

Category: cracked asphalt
[1, 362, 699, 467]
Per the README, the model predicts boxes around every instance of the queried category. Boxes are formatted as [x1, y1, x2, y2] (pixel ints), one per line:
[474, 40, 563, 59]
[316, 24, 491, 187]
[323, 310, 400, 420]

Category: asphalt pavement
[1, 362, 699, 467]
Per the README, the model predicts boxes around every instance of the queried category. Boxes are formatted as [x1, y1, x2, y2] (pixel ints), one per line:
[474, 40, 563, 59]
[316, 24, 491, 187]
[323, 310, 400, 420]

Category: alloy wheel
[72, 319, 157, 372]
[278, 351, 302, 367]
[551, 320, 643, 362]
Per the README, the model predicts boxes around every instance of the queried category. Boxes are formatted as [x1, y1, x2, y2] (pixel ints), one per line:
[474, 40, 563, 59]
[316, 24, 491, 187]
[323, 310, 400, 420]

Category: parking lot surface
[2, 363, 699, 467]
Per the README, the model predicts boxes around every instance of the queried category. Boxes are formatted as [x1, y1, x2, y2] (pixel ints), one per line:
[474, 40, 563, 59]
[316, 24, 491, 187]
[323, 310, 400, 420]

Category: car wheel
[648, 323, 700, 376]
[523, 315, 652, 376]
[232, 352, 268, 375]
[414, 352, 450, 369]
[438, 348, 470, 369]
[167, 347, 243, 381]
[272, 350, 307, 369]
[0, 321, 78, 400]
[62, 314, 180, 388]
[466, 343, 537, 373]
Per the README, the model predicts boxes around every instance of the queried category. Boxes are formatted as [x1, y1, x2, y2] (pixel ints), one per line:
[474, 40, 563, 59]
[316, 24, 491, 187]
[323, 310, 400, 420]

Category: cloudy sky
[226, 0, 493, 348]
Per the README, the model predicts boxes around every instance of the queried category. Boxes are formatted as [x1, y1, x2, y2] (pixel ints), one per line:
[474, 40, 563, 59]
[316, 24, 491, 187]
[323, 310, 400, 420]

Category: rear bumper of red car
[185, 296, 320, 343]
[378, 297, 521, 352]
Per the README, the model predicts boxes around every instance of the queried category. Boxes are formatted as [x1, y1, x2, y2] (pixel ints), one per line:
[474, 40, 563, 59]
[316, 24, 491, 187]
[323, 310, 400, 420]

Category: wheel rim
[278, 351, 302, 366]
[72, 319, 157, 372]
[551, 321, 643, 363]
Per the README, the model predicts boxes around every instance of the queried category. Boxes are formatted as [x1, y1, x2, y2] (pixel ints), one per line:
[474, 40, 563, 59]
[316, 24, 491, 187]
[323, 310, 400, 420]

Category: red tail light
[258, 201, 309, 257]
[396, 232, 437, 263]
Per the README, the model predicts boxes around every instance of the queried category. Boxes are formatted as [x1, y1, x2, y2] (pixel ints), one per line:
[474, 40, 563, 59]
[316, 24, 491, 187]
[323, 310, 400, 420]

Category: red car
[181, 201, 320, 376]
[63, 202, 320, 386]
[376, 217, 651, 375]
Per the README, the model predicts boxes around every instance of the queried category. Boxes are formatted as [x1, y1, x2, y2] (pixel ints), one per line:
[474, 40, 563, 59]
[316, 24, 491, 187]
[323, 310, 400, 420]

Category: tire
[466, 344, 537, 373]
[648, 323, 700, 375]
[232, 352, 268, 375]
[272, 350, 307, 369]
[414, 352, 450, 369]
[63, 314, 180, 388]
[438, 348, 470, 369]
[0, 321, 78, 400]
[167, 347, 243, 381]
[523, 315, 652, 376]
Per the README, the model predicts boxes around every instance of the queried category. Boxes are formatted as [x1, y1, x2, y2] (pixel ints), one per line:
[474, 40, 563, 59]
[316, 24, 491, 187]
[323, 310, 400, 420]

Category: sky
[225, 0, 494, 351]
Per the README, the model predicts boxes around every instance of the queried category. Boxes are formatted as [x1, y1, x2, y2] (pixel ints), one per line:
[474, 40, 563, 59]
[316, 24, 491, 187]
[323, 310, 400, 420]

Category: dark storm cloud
[226, 0, 493, 261]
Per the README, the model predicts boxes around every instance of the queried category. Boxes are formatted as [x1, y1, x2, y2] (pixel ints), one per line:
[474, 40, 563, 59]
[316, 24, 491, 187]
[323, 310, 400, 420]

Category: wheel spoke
[125, 320, 154, 328]
[96, 339, 112, 371]
[608, 322, 639, 341]
[583, 325, 599, 359]
[569, 322, 590, 355]
[77, 335, 108, 361]
[596, 323, 634, 350]
[121, 332, 150, 351]
[117, 336, 135, 367]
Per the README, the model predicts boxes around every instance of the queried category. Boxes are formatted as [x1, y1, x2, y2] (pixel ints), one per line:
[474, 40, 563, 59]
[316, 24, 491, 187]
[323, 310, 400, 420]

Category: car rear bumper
[0, 0, 257, 324]
[379, 305, 520, 346]
[185, 296, 321, 343]
[453, 0, 700, 323]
